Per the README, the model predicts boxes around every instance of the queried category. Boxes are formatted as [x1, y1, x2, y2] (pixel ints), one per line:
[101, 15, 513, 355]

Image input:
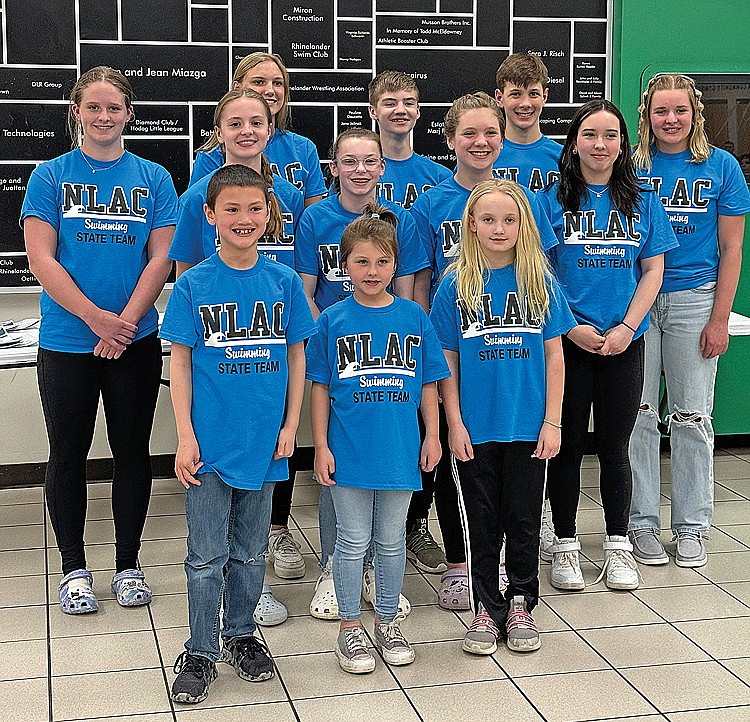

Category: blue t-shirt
[20, 149, 178, 353]
[305, 295, 450, 490]
[637, 147, 750, 293]
[410, 176, 558, 298]
[168, 167, 303, 269]
[189, 129, 328, 200]
[159, 253, 316, 490]
[538, 183, 679, 337]
[294, 194, 430, 311]
[430, 266, 575, 444]
[377, 153, 452, 210]
[493, 136, 562, 192]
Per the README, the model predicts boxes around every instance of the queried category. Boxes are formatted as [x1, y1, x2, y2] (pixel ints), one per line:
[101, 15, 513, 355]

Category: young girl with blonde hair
[430, 179, 574, 654]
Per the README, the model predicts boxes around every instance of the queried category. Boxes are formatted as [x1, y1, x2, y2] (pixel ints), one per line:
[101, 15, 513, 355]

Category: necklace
[587, 184, 609, 198]
[79, 148, 126, 173]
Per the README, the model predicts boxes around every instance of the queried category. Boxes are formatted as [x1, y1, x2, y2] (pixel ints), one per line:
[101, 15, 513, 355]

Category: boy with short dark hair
[161, 165, 316, 704]
[493, 53, 561, 193]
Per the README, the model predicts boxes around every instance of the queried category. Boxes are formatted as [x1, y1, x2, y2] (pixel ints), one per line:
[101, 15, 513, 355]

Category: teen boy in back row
[493, 53, 562, 193]
[369, 70, 453, 576]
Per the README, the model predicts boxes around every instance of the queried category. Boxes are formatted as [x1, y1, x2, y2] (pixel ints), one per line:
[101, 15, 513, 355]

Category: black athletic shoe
[220, 635, 275, 681]
[170, 651, 217, 704]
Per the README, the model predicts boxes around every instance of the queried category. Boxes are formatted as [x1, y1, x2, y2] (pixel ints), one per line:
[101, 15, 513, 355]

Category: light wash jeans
[318, 484, 375, 570]
[329, 485, 412, 622]
[629, 282, 718, 533]
[184, 472, 274, 660]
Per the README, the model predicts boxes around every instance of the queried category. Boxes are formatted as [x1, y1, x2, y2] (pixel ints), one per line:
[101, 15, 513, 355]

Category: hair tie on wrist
[544, 418, 562, 429]
[621, 321, 637, 333]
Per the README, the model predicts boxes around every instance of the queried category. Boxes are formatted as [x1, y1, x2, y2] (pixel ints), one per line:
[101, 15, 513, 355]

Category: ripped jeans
[629, 283, 718, 534]
[184, 472, 274, 660]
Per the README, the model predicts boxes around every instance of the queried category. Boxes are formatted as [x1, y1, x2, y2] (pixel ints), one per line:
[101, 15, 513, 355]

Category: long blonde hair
[450, 179, 553, 322]
[633, 73, 711, 172]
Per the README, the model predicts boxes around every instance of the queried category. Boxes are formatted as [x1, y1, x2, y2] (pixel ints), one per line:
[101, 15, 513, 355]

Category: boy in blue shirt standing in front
[160, 165, 316, 704]
[493, 53, 562, 193]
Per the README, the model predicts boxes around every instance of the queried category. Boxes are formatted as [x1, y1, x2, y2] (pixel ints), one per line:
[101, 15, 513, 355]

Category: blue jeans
[329, 485, 412, 623]
[184, 472, 274, 661]
[318, 484, 374, 570]
[629, 283, 718, 533]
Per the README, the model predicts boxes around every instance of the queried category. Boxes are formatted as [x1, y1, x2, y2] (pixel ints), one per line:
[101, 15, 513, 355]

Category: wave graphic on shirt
[339, 360, 415, 379]
[662, 204, 707, 214]
[324, 267, 351, 282]
[205, 332, 285, 348]
[462, 320, 541, 339]
[62, 204, 147, 223]
[444, 243, 460, 258]
[564, 230, 639, 247]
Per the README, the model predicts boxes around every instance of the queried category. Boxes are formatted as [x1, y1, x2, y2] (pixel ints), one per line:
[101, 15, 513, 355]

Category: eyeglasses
[335, 157, 383, 170]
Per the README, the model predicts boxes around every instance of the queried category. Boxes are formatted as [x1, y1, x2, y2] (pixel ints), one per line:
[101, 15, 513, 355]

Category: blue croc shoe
[59, 569, 98, 615]
[111, 569, 152, 607]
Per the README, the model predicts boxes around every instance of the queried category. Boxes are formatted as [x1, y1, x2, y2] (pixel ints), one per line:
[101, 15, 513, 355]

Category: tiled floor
[2, 450, 750, 721]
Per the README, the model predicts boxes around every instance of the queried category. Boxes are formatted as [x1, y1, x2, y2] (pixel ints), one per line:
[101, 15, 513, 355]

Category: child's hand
[599, 324, 633, 356]
[448, 423, 474, 462]
[175, 438, 203, 489]
[534, 422, 561, 460]
[274, 425, 296, 459]
[420, 434, 442, 473]
[314, 447, 336, 486]
[567, 324, 605, 353]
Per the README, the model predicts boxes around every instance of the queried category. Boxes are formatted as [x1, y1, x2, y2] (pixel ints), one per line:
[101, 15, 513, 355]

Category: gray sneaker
[628, 528, 668, 565]
[335, 626, 375, 674]
[406, 519, 448, 573]
[373, 621, 415, 666]
[674, 530, 707, 568]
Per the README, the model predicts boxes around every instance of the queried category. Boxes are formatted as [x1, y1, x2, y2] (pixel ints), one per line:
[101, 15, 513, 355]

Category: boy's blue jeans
[184, 471, 274, 661]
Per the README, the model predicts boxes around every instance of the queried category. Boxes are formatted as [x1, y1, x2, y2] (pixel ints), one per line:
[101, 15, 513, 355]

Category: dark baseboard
[0, 447, 316, 489]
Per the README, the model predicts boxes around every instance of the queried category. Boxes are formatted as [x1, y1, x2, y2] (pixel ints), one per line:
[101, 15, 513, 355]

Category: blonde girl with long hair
[430, 179, 574, 655]
[189, 52, 327, 205]
[628, 74, 750, 568]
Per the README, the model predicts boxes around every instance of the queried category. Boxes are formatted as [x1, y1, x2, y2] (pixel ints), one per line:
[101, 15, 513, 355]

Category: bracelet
[543, 418, 562, 429]
[621, 321, 637, 333]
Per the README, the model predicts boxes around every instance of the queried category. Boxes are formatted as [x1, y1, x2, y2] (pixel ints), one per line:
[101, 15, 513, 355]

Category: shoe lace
[593, 549, 641, 586]
[506, 602, 536, 634]
[409, 523, 441, 553]
[343, 627, 369, 653]
[231, 635, 269, 661]
[173, 651, 211, 678]
[555, 551, 580, 570]
[379, 621, 408, 647]
[272, 529, 301, 556]
[468, 609, 500, 637]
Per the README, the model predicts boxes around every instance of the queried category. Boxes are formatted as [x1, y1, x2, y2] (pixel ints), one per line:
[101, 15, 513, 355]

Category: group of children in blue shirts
[23, 50, 749, 707]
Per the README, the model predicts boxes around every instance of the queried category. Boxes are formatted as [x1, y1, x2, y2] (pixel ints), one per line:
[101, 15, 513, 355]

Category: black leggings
[38, 333, 162, 575]
[270, 453, 297, 527]
[548, 335, 644, 539]
[454, 441, 545, 629]
[406, 405, 466, 564]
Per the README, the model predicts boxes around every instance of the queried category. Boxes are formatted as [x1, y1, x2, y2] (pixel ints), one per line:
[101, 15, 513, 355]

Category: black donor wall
[0, 0, 609, 288]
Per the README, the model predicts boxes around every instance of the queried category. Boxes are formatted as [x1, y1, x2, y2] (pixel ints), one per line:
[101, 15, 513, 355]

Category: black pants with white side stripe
[453, 440, 545, 630]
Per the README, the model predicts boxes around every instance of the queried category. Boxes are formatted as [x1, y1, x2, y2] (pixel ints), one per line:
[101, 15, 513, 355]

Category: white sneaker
[540, 500, 555, 563]
[596, 535, 640, 590]
[310, 559, 338, 619]
[268, 528, 305, 579]
[361, 566, 411, 619]
[550, 537, 585, 591]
